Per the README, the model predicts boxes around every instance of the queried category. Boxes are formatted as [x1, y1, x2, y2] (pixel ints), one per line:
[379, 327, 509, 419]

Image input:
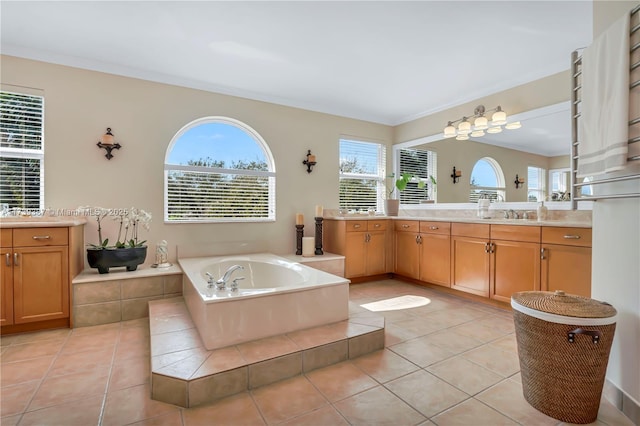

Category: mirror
[396, 102, 572, 204]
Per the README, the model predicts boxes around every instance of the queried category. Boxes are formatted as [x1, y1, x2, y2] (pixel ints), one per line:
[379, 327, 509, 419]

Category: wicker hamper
[511, 290, 617, 424]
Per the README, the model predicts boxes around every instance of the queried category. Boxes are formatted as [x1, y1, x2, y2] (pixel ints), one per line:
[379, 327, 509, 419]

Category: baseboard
[603, 379, 640, 425]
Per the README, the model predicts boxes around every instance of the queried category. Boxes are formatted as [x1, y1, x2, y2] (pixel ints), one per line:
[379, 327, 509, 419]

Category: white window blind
[398, 148, 437, 204]
[339, 139, 386, 212]
[527, 166, 546, 202]
[0, 90, 44, 210]
[164, 118, 276, 223]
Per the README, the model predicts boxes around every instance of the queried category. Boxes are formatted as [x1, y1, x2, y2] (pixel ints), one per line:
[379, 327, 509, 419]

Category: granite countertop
[0, 216, 88, 228]
[323, 215, 591, 228]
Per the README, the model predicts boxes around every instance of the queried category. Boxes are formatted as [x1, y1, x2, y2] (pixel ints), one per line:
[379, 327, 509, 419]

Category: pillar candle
[315, 205, 323, 217]
[295, 213, 303, 225]
[302, 237, 315, 257]
[308, 154, 316, 163]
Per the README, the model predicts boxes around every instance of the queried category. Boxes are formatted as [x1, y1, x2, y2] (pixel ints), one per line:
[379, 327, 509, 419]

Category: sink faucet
[214, 265, 244, 289]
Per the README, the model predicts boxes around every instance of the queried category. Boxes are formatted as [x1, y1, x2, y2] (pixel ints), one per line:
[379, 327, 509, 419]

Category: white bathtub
[178, 253, 350, 350]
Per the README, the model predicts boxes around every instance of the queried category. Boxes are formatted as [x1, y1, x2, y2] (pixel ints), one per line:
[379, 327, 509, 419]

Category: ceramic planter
[87, 246, 147, 274]
[385, 199, 400, 216]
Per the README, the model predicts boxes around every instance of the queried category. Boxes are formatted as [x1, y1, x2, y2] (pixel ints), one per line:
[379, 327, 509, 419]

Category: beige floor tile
[110, 354, 150, 390]
[462, 344, 521, 378]
[351, 348, 419, 383]
[430, 398, 518, 425]
[27, 366, 110, 411]
[391, 317, 448, 336]
[475, 314, 516, 334]
[426, 356, 504, 395]
[385, 370, 469, 418]
[0, 334, 20, 347]
[334, 385, 426, 425]
[389, 336, 456, 367]
[448, 320, 513, 343]
[0, 414, 22, 426]
[421, 328, 485, 355]
[154, 349, 210, 380]
[115, 338, 151, 362]
[595, 397, 636, 426]
[558, 420, 608, 426]
[151, 328, 202, 356]
[9, 328, 71, 345]
[70, 322, 121, 336]
[1, 339, 65, 363]
[249, 352, 302, 389]
[279, 405, 348, 426]
[490, 334, 518, 353]
[476, 378, 558, 425]
[61, 330, 119, 354]
[118, 322, 151, 343]
[251, 376, 327, 424]
[102, 383, 181, 426]
[148, 313, 193, 336]
[128, 410, 184, 426]
[384, 323, 421, 346]
[18, 395, 104, 426]
[306, 361, 378, 402]
[509, 372, 522, 383]
[236, 334, 300, 364]
[183, 392, 264, 426]
[0, 355, 54, 387]
[0, 380, 39, 417]
[192, 346, 248, 378]
[286, 324, 347, 350]
[48, 346, 114, 378]
[348, 314, 385, 329]
[151, 347, 209, 372]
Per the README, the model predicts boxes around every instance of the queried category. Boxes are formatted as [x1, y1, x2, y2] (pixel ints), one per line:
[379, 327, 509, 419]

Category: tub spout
[215, 265, 244, 289]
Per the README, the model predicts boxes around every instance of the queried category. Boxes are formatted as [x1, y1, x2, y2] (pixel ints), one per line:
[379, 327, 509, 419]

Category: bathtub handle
[230, 277, 245, 292]
[205, 272, 215, 288]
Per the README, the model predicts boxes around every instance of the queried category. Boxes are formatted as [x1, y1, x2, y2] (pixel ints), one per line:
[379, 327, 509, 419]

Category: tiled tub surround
[179, 254, 349, 350]
[148, 297, 384, 407]
[1, 279, 632, 425]
[72, 266, 183, 327]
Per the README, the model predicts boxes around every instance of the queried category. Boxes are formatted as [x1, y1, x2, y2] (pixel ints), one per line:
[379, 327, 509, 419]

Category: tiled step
[148, 297, 385, 408]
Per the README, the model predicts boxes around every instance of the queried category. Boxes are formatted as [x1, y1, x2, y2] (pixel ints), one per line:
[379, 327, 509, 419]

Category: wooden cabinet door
[541, 244, 592, 297]
[420, 233, 451, 287]
[490, 240, 541, 303]
[451, 236, 490, 297]
[13, 246, 69, 324]
[366, 231, 387, 275]
[1, 248, 14, 326]
[344, 232, 367, 278]
[395, 231, 420, 279]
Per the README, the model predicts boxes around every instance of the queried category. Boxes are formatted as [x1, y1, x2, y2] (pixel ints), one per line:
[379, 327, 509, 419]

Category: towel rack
[570, 3, 640, 207]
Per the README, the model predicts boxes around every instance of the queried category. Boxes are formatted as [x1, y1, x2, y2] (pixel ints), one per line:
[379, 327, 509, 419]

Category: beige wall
[1, 55, 393, 263]
[413, 139, 551, 203]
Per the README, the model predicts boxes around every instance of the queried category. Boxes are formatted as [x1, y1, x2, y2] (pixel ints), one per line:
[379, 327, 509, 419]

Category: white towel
[577, 13, 630, 178]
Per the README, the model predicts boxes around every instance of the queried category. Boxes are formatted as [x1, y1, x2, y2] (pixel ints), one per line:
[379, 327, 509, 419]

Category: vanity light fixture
[514, 174, 525, 189]
[96, 127, 121, 160]
[443, 105, 521, 140]
[302, 150, 317, 173]
[451, 166, 462, 184]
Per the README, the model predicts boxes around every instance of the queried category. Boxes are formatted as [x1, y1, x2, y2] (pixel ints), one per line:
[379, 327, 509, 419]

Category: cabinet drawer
[451, 223, 490, 239]
[367, 220, 387, 231]
[13, 227, 69, 247]
[542, 227, 592, 247]
[420, 221, 450, 235]
[395, 220, 419, 233]
[1, 228, 12, 248]
[345, 221, 367, 232]
[491, 225, 540, 243]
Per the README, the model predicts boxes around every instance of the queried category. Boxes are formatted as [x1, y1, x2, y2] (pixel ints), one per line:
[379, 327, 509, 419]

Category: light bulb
[487, 126, 503, 134]
[443, 123, 457, 138]
[491, 109, 507, 126]
[456, 134, 470, 140]
[458, 119, 471, 135]
[470, 130, 485, 137]
[505, 121, 522, 130]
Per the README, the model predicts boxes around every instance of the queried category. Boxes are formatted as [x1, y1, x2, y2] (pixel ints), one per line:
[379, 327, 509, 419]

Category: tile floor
[0, 279, 633, 426]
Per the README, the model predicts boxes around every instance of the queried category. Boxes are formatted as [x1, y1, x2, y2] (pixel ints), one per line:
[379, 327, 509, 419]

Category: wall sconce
[96, 127, 121, 160]
[514, 174, 525, 189]
[451, 166, 462, 184]
[302, 150, 316, 173]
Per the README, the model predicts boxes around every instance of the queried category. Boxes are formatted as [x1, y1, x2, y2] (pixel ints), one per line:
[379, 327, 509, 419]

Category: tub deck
[148, 297, 385, 408]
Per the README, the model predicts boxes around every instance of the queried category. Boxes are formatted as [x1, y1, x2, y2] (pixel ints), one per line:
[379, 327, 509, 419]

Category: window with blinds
[339, 139, 386, 212]
[0, 90, 44, 210]
[398, 148, 437, 204]
[527, 166, 546, 202]
[164, 117, 275, 222]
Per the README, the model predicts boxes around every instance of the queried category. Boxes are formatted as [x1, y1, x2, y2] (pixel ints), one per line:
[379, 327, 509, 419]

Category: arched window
[469, 157, 505, 202]
[164, 117, 276, 222]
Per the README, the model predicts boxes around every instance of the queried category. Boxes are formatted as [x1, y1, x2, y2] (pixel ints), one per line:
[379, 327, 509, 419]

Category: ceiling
[1, 1, 592, 149]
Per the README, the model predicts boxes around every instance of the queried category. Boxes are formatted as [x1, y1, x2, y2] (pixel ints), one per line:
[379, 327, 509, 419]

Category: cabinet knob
[402, 224, 409, 229]
[374, 223, 380, 228]
[353, 224, 361, 229]
[429, 226, 438, 230]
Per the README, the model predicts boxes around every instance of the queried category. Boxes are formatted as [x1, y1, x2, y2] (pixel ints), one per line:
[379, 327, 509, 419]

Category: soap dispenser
[537, 201, 548, 221]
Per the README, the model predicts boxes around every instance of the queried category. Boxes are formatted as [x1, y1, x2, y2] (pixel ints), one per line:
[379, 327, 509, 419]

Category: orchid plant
[82, 207, 152, 249]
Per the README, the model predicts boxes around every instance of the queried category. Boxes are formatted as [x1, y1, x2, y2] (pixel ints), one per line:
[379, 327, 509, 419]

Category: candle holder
[314, 217, 324, 255]
[295, 224, 304, 255]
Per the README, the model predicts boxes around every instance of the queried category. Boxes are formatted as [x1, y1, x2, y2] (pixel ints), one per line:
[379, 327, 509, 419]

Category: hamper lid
[511, 290, 617, 326]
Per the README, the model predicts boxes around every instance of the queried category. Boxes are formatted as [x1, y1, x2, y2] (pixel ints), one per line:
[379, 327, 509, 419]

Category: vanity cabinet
[394, 221, 420, 279]
[324, 219, 389, 279]
[394, 221, 451, 287]
[1, 224, 84, 333]
[541, 227, 592, 297]
[489, 225, 541, 303]
[450, 223, 491, 297]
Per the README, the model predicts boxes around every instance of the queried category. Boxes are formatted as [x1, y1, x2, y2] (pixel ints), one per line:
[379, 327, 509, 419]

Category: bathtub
[178, 253, 350, 350]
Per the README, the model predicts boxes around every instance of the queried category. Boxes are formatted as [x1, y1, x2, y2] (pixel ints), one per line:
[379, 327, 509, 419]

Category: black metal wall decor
[302, 150, 317, 173]
[96, 127, 121, 160]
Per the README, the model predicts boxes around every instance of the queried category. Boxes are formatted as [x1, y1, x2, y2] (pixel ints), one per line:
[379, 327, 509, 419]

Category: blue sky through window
[471, 159, 498, 187]
[167, 122, 265, 167]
